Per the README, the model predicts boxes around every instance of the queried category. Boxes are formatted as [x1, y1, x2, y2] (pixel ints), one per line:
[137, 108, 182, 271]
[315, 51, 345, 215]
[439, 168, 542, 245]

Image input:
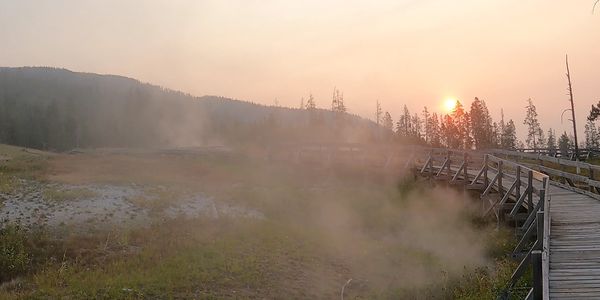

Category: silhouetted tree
[429, 113, 441, 147]
[469, 97, 493, 149]
[305, 94, 316, 110]
[396, 105, 411, 138]
[382, 111, 393, 132]
[331, 88, 346, 114]
[422, 106, 430, 143]
[501, 119, 518, 149]
[547, 128, 557, 154]
[558, 132, 572, 157]
[376, 100, 382, 126]
[523, 98, 544, 149]
[584, 120, 599, 149]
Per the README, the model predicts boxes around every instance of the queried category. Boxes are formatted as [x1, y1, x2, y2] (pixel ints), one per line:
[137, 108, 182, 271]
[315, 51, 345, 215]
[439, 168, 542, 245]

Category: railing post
[463, 152, 468, 181]
[498, 160, 504, 195]
[447, 150, 452, 177]
[528, 170, 534, 212]
[515, 165, 521, 202]
[536, 210, 544, 250]
[429, 150, 434, 178]
[483, 154, 489, 187]
[589, 165, 595, 193]
[532, 250, 543, 300]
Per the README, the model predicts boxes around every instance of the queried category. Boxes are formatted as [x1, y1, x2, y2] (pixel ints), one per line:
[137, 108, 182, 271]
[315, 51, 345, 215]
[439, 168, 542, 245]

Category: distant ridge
[0, 67, 378, 151]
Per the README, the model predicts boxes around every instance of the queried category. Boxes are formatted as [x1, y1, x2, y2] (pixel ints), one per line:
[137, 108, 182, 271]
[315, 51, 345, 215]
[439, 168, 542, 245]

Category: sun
[443, 98, 457, 112]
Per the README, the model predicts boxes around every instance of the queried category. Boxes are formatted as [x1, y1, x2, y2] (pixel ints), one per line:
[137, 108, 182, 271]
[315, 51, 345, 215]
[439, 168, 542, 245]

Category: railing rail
[492, 149, 600, 196]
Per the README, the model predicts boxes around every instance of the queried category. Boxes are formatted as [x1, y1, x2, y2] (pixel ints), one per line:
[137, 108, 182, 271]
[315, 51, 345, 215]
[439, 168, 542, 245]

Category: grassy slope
[0, 146, 526, 299]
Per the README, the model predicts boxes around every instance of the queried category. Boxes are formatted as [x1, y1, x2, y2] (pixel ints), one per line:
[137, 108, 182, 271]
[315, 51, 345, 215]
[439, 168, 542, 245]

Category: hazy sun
[444, 98, 457, 112]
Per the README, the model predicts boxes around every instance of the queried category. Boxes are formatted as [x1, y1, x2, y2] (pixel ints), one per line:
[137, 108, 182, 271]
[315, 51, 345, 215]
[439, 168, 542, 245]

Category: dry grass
[125, 187, 183, 214]
[42, 187, 99, 202]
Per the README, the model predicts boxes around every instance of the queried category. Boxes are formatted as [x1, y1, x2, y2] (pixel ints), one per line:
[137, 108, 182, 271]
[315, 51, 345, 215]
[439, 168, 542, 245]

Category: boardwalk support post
[532, 250, 543, 300]
[483, 154, 489, 187]
[463, 152, 468, 182]
[528, 170, 534, 212]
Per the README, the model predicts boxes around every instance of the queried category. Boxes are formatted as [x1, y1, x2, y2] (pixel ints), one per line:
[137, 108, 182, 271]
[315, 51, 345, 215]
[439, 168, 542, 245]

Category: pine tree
[441, 114, 460, 148]
[422, 106, 430, 143]
[523, 98, 543, 149]
[547, 128, 557, 154]
[501, 119, 518, 149]
[376, 100, 382, 126]
[411, 113, 421, 139]
[451, 101, 470, 149]
[584, 120, 599, 149]
[382, 111, 393, 132]
[429, 113, 441, 147]
[588, 100, 600, 121]
[331, 88, 346, 113]
[305, 94, 316, 110]
[500, 109, 506, 136]
[558, 132, 571, 157]
[537, 127, 546, 149]
[491, 122, 500, 148]
[469, 97, 493, 149]
[396, 105, 411, 138]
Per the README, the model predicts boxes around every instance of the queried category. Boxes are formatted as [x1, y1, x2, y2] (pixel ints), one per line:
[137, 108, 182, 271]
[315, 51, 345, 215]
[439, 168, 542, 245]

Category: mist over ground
[0, 66, 525, 299]
[0, 145, 514, 298]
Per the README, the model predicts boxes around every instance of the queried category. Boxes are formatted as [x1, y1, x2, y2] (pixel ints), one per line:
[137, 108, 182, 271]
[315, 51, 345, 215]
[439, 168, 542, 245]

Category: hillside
[0, 67, 378, 151]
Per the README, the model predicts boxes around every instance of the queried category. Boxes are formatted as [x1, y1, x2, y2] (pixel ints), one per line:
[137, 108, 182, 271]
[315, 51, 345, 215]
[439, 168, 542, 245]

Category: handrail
[491, 148, 600, 173]
[542, 177, 550, 300]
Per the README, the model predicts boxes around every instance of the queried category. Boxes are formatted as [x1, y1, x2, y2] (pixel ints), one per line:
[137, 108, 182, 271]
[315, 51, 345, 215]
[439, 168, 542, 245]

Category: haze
[1, 0, 599, 138]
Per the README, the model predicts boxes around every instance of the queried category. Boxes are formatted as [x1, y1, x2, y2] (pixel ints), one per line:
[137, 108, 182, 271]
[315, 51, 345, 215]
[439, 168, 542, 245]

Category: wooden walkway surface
[487, 170, 600, 298]
[548, 184, 600, 298]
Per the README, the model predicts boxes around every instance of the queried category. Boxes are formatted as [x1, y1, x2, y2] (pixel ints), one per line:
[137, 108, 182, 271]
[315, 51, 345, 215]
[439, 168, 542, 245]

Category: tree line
[371, 97, 590, 153]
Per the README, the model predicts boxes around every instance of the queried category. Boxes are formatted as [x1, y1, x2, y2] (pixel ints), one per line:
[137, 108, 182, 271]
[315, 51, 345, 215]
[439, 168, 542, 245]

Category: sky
[1, 0, 599, 142]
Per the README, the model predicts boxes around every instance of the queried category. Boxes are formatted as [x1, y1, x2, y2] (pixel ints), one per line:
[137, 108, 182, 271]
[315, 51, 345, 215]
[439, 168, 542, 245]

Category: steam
[294, 182, 488, 294]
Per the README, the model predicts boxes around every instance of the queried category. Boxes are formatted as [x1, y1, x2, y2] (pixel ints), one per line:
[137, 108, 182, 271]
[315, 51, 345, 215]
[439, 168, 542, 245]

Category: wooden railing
[418, 150, 550, 300]
[508, 147, 600, 160]
[492, 149, 600, 197]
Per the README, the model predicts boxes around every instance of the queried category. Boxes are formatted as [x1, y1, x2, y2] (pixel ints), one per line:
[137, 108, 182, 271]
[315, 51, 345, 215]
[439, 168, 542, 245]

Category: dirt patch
[1, 180, 263, 231]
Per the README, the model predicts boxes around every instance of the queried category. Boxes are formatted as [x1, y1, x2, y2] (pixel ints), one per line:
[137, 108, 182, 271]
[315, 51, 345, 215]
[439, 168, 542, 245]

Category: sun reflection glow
[443, 98, 457, 112]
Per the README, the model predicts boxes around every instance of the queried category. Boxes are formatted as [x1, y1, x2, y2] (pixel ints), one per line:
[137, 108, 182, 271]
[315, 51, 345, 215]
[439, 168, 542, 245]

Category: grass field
[0, 145, 527, 299]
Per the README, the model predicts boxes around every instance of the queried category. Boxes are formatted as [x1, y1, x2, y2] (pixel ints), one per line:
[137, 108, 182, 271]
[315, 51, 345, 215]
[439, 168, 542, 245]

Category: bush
[0, 225, 30, 282]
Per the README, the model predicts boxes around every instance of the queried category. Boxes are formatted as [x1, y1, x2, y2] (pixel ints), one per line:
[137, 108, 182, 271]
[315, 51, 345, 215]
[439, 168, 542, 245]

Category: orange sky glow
[1, 0, 599, 139]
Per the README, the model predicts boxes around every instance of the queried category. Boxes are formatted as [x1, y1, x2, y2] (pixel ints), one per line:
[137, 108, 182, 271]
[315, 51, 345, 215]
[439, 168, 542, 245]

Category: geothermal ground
[0, 144, 520, 299]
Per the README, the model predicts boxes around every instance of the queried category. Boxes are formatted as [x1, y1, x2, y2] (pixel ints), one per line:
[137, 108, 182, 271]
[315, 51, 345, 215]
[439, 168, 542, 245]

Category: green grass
[0, 225, 31, 282]
[0, 144, 50, 196]
[2, 219, 332, 299]
[0, 173, 20, 194]
[125, 187, 182, 214]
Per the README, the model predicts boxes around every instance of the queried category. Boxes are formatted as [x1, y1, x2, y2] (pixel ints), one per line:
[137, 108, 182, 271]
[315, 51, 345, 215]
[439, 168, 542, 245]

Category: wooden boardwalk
[417, 148, 600, 300]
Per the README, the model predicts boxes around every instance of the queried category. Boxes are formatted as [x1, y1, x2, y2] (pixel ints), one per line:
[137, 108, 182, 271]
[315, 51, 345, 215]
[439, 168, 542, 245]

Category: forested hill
[0, 67, 379, 151]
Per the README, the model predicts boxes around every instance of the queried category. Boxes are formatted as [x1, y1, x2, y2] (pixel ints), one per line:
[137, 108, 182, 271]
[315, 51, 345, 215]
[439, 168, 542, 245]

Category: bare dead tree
[594, 0, 600, 13]
[565, 54, 579, 159]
